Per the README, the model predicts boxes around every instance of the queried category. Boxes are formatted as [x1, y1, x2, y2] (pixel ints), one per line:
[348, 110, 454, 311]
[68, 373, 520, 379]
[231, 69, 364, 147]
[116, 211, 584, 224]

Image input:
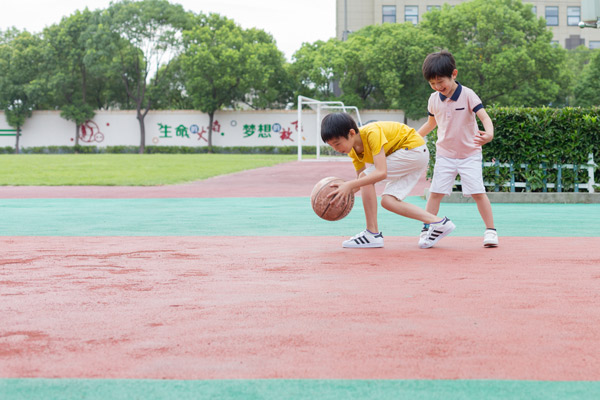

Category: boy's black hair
[320, 112, 359, 142]
[422, 50, 456, 80]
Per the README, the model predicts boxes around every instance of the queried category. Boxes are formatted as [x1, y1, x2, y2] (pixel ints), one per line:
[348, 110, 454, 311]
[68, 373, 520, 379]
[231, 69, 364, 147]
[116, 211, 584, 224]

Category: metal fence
[474, 153, 597, 193]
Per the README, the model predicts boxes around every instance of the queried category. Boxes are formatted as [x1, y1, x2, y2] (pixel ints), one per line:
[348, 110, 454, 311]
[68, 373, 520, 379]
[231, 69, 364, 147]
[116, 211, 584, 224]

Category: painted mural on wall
[154, 120, 224, 144]
[0, 110, 406, 148]
[152, 118, 299, 145]
[79, 120, 105, 143]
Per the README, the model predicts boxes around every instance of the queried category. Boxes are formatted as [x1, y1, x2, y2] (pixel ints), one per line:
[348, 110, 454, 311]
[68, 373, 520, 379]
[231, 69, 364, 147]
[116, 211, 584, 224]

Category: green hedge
[426, 107, 600, 192]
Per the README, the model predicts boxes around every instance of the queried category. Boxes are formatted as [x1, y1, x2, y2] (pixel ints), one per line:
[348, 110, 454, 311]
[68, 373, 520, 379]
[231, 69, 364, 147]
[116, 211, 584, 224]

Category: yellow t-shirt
[349, 121, 425, 171]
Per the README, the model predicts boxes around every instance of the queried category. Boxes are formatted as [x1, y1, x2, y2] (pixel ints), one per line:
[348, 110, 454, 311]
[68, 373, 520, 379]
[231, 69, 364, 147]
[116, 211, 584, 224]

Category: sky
[0, 0, 336, 60]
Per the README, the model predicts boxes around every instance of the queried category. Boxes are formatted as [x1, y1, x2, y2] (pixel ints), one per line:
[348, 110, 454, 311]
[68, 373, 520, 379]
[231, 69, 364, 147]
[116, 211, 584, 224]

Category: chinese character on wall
[242, 121, 296, 142]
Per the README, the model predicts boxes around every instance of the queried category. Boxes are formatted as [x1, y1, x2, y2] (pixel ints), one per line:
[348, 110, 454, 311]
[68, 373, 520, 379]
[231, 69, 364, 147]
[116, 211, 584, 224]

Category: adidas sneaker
[342, 230, 384, 248]
[419, 217, 456, 249]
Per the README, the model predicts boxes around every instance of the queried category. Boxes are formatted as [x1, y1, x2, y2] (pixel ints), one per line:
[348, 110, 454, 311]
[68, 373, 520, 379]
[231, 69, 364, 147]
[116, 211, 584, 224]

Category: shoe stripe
[428, 229, 443, 239]
[351, 235, 374, 245]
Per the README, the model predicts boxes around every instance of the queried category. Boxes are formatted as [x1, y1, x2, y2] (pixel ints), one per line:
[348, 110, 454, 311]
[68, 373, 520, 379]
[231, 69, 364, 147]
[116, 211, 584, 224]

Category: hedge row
[425, 107, 600, 192]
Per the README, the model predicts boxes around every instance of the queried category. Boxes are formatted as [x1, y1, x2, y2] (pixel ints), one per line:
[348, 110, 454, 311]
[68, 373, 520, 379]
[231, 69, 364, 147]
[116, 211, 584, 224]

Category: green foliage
[351, 23, 441, 118]
[0, 30, 46, 153]
[287, 24, 439, 118]
[559, 46, 595, 106]
[573, 50, 600, 107]
[41, 8, 110, 137]
[426, 107, 600, 192]
[286, 0, 566, 116]
[289, 39, 340, 101]
[102, 0, 192, 153]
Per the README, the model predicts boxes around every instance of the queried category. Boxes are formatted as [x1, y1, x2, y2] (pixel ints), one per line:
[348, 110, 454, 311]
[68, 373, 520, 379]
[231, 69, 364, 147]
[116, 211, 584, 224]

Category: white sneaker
[418, 225, 429, 247]
[342, 230, 384, 248]
[419, 217, 456, 249]
[483, 229, 499, 247]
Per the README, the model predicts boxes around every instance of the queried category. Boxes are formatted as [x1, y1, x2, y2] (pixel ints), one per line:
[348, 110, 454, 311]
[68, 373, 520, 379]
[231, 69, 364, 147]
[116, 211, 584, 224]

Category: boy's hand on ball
[327, 182, 352, 205]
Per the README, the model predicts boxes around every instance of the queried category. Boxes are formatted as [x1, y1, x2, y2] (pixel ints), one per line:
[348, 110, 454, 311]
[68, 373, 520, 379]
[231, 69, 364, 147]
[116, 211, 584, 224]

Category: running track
[1, 161, 599, 399]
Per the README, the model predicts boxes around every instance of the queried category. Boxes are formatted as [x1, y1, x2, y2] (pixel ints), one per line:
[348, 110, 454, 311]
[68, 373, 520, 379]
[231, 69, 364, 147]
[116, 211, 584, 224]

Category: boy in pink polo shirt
[418, 50, 499, 247]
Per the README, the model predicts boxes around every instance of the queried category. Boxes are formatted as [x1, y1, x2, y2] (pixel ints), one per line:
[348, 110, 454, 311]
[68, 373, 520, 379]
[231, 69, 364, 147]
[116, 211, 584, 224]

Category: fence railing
[456, 153, 596, 193]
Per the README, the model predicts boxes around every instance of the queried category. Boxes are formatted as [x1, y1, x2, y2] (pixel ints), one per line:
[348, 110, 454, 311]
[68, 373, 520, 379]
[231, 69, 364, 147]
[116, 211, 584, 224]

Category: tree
[103, 0, 192, 153]
[289, 23, 438, 119]
[147, 58, 194, 110]
[329, 32, 377, 109]
[289, 39, 340, 101]
[573, 49, 600, 106]
[0, 30, 45, 154]
[420, 0, 565, 107]
[42, 9, 103, 148]
[343, 23, 441, 118]
[239, 28, 293, 110]
[179, 13, 288, 151]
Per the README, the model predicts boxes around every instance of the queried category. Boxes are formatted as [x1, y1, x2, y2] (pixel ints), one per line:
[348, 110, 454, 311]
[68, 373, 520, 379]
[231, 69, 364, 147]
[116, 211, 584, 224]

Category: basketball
[311, 176, 354, 221]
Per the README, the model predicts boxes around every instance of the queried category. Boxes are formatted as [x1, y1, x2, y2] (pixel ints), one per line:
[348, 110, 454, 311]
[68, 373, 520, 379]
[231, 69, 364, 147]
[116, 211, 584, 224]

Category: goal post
[297, 96, 363, 161]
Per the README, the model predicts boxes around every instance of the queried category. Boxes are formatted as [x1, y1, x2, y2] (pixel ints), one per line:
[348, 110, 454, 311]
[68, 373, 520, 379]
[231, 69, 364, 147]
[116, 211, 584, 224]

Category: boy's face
[326, 131, 355, 154]
[428, 69, 458, 97]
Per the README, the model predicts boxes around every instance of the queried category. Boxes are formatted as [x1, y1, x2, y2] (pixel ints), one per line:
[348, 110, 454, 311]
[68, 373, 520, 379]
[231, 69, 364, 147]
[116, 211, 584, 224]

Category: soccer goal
[297, 96, 363, 161]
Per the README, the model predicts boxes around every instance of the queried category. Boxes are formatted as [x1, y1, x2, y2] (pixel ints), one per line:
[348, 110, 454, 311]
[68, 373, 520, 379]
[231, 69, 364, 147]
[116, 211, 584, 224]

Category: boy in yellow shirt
[321, 112, 455, 249]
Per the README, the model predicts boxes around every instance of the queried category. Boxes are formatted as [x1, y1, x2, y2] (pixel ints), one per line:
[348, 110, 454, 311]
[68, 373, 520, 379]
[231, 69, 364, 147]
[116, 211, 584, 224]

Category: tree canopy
[179, 13, 287, 151]
[0, 30, 45, 153]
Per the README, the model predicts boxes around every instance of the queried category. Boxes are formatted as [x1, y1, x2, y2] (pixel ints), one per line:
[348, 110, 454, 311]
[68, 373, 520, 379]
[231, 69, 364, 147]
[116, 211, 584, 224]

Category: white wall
[0, 109, 425, 149]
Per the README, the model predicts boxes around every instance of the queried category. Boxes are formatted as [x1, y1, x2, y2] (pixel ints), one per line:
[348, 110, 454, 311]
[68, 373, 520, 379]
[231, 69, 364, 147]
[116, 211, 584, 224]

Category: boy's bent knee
[381, 194, 400, 210]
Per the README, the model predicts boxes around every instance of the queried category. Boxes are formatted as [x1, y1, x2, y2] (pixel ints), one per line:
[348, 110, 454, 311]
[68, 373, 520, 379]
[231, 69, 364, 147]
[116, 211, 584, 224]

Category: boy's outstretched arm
[418, 116, 437, 137]
[328, 148, 387, 205]
[474, 108, 494, 146]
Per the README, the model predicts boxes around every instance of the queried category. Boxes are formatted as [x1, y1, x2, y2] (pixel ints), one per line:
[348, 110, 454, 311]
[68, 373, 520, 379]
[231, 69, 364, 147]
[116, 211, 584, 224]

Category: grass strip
[0, 154, 296, 186]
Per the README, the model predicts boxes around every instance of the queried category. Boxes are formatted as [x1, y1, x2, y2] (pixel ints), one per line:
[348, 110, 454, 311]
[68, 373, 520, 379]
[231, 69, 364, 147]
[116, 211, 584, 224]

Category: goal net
[296, 96, 362, 161]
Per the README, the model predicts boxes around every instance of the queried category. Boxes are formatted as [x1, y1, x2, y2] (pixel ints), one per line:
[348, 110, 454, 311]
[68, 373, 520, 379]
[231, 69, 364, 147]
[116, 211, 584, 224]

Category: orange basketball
[310, 176, 354, 221]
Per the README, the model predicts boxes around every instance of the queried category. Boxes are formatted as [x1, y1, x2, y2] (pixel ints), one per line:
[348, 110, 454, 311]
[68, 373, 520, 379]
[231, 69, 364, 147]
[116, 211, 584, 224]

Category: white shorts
[429, 153, 486, 196]
[363, 144, 429, 200]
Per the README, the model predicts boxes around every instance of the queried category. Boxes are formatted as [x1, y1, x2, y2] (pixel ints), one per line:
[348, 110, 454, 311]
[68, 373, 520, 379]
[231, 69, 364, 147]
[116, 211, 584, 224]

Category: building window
[405, 6, 419, 25]
[531, 6, 537, 15]
[590, 41, 600, 49]
[565, 35, 585, 50]
[567, 7, 581, 26]
[545, 6, 558, 26]
[382, 6, 396, 23]
[427, 5, 440, 12]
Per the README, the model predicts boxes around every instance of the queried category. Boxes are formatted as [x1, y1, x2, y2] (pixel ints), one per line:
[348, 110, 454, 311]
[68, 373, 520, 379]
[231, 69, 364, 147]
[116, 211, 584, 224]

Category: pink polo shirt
[427, 82, 484, 159]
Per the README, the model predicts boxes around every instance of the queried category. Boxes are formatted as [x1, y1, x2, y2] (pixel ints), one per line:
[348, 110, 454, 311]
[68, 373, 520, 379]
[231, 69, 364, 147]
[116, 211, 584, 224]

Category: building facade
[336, 0, 600, 49]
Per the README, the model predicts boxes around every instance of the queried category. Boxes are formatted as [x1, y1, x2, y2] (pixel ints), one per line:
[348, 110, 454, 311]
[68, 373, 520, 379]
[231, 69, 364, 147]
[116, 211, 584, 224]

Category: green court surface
[0, 197, 597, 237]
[2, 379, 600, 400]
